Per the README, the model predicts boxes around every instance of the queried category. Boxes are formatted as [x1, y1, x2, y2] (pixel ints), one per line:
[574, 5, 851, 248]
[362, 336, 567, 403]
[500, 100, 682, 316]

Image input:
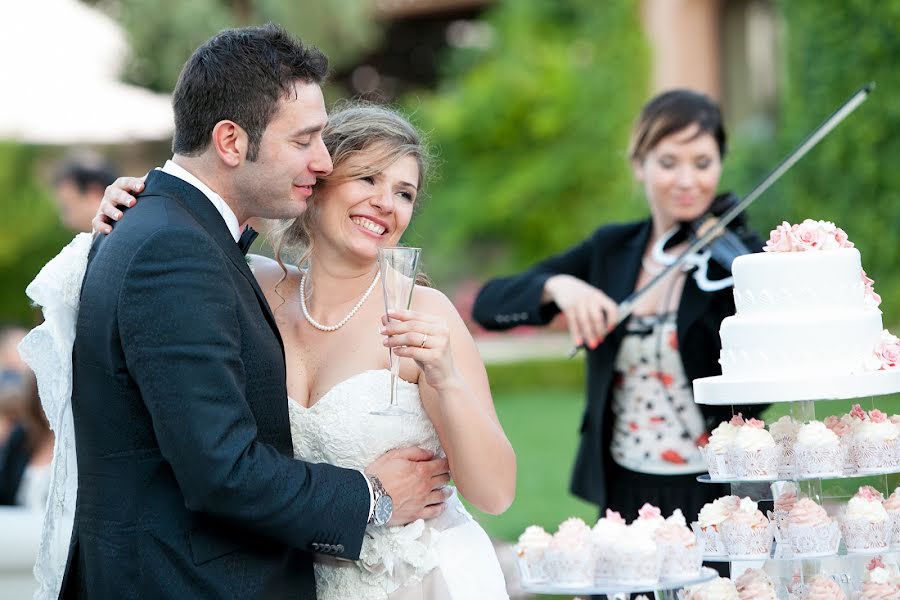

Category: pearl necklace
[299, 271, 381, 332]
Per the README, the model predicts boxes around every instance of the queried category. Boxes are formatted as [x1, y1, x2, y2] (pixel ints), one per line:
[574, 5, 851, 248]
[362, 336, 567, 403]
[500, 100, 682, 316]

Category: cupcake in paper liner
[883, 488, 900, 549]
[610, 524, 659, 586]
[680, 577, 739, 600]
[703, 416, 742, 479]
[515, 525, 552, 582]
[856, 556, 900, 600]
[841, 486, 891, 553]
[851, 410, 900, 473]
[794, 421, 844, 477]
[735, 568, 777, 600]
[727, 418, 779, 479]
[720, 497, 773, 559]
[654, 509, 702, 580]
[692, 495, 740, 556]
[801, 575, 847, 599]
[786, 498, 841, 557]
[591, 509, 627, 581]
[770, 415, 799, 477]
[543, 517, 594, 586]
[769, 484, 798, 545]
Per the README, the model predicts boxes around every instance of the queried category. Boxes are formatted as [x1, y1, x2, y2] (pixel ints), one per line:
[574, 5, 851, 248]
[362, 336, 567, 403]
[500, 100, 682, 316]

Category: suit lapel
[602, 220, 652, 339]
[142, 171, 285, 353]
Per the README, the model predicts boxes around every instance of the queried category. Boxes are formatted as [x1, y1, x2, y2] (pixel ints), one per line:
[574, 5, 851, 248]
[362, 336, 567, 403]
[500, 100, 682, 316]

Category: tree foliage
[100, 0, 380, 93]
[770, 0, 900, 325]
[402, 0, 650, 281]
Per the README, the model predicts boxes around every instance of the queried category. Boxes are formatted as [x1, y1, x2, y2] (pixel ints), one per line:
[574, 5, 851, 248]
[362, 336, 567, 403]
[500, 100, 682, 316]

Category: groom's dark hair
[171, 23, 328, 161]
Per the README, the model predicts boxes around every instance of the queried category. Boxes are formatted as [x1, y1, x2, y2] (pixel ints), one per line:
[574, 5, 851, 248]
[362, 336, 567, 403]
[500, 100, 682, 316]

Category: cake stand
[691, 369, 900, 597]
[516, 562, 718, 599]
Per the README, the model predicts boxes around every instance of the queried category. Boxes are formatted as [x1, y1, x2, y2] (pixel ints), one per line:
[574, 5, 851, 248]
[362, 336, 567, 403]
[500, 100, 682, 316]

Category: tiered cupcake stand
[515, 567, 719, 600]
[692, 369, 900, 597]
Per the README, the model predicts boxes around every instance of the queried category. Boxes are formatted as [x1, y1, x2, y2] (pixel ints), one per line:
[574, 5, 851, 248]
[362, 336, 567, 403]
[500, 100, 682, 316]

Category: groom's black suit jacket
[62, 170, 369, 599]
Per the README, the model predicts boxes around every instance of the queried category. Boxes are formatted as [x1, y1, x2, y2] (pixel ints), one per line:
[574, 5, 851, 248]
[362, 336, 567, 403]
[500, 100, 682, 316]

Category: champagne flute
[371, 246, 421, 416]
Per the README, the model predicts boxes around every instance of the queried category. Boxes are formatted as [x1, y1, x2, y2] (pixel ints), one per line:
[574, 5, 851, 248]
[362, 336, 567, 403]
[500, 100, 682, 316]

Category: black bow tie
[237, 226, 258, 256]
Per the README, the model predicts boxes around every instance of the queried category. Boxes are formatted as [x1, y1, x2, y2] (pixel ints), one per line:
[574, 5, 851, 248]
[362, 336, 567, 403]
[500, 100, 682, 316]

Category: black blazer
[63, 170, 370, 599]
[0, 424, 29, 505]
[472, 218, 764, 508]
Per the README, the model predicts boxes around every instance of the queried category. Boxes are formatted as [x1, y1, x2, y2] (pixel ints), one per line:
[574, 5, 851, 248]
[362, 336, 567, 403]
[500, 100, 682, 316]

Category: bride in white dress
[25, 103, 515, 599]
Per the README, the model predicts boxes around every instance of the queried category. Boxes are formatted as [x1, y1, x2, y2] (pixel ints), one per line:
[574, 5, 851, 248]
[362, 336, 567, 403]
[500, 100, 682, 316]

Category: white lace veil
[18, 233, 92, 599]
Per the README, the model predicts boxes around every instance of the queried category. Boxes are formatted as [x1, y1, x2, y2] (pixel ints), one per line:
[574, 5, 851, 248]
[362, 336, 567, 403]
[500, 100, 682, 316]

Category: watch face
[374, 495, 393, 525]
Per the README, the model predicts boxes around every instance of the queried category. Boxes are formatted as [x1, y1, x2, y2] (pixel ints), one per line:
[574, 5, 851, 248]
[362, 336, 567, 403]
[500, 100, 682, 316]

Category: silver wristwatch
[367, 474, 393, 526]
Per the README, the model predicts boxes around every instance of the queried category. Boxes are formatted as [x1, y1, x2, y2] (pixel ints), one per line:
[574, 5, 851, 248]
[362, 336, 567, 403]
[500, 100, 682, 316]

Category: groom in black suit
[63, 25, 448, 599]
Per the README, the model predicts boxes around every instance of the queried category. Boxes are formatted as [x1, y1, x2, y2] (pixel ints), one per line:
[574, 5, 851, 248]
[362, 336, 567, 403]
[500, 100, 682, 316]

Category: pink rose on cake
[862, 269, 882, 308]
[872, 330, 900, 370]
[763, 221, 794, 253]
[792, 219, 834, 251]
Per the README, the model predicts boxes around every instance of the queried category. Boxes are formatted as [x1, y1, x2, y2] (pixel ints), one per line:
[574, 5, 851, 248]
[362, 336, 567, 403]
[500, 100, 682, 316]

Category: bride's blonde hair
[270, 102, 431, 289]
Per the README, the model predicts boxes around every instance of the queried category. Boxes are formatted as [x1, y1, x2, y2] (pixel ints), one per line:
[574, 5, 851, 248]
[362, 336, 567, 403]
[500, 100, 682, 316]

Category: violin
[568, 82, 874, 357]
[651, 192, 756, 292]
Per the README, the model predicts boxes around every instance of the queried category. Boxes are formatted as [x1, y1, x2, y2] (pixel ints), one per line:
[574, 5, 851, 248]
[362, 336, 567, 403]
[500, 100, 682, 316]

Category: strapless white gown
[289, 369, 509, 600]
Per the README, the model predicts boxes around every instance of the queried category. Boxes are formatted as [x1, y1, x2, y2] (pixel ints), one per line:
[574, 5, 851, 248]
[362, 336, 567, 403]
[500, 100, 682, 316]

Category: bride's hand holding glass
[380, 309, 459, 391]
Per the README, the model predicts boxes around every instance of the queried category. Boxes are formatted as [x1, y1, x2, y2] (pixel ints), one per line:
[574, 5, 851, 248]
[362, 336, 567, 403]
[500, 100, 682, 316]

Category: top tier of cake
[720, 247, 883, 379]
[732, 248, 869, 315]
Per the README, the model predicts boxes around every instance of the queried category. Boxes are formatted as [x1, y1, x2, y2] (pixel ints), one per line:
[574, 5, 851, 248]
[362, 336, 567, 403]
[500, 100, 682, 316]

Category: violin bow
[568, 82, 875, 358]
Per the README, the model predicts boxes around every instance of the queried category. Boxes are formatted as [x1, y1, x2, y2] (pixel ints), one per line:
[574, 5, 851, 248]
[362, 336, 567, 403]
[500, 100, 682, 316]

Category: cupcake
[610, 523, 659, 585]
[883, 488, 900, 549]
[654, 509, 702, 580]
[794, 421, 844, 477]
[591, 509, 627, 581]
[801, 575, 846, 599]
[681, 577, 739, 600]
[720, 497, 773, 558]
[516, 525, 552, 582]
[858, 557, 900, 600]
[692, 495, 740, 556]
[771, 415, 799, 476]
[851, 409, 899, 473]
[842, 486, 891, 553]
[786, 498, 841, 557]
[631, 502, 665, 536]
[544, 517, 595, 586]
[728, 418, 779, 479]
[770, 483, 798, 544]
[704, 416, 742, 479]
[735, 568, 777, 600]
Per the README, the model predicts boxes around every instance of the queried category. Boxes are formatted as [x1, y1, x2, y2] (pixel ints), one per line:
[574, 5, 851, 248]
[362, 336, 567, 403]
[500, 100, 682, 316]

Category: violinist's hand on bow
[543, 274, 618, 349]
[91, 175, 146, 235]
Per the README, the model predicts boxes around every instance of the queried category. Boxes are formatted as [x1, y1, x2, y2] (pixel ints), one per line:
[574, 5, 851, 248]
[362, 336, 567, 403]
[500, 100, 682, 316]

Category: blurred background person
[52, 152, 119, 233]
[472, 90, 764, 522]
[0, 326, 52, 510]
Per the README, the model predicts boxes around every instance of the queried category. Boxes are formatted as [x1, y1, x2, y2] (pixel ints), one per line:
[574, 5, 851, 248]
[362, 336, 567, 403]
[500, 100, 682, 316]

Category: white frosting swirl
[734, 425, 777, 451]
[796, 421, 841, 447]
[517, 525, 551, 549]
[845, 496, 889, 522]
[708, 422, 738, 454]
[855, 420, 900, 442]
[769, 416, 798, 439]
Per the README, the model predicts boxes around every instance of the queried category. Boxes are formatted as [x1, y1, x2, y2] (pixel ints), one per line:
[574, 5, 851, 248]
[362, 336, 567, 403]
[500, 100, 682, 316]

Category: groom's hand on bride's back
[92, 175, 146, 234]
[366, 446, 451, 526]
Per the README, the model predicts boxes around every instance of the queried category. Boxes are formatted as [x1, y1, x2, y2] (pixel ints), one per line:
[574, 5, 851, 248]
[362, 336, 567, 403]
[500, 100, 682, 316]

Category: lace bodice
[289, 369, 442, 468]
[289, 370, 480, 600]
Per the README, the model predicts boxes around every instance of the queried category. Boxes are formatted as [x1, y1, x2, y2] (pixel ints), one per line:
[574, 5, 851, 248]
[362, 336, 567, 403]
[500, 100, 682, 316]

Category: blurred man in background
[52, 152, 118, 233]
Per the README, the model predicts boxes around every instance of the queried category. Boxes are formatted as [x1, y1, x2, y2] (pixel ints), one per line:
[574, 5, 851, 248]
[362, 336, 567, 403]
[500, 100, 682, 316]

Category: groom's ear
[211, 120, 249, 168]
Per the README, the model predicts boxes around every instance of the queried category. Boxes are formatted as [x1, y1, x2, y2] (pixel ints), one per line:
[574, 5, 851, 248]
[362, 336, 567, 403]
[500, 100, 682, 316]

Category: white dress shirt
[161, 160, 242, 242]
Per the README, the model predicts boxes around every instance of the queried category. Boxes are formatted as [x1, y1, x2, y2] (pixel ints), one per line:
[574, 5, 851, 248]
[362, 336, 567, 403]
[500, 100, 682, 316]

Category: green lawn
[464, 387, 597, 542]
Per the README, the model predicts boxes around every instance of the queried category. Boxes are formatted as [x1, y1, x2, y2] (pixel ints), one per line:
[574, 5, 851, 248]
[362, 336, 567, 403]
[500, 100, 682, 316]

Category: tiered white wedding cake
[696, 220, 898, 404]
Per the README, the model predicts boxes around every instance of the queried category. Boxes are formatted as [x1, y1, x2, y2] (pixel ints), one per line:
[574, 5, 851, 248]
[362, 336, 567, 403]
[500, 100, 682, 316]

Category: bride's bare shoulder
[247, 254, 301, 307]
[412, 284, 459, 321]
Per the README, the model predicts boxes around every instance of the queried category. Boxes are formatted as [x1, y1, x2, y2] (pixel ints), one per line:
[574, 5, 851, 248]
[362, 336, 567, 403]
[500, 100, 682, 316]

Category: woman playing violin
[472, 89, 765, 521]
